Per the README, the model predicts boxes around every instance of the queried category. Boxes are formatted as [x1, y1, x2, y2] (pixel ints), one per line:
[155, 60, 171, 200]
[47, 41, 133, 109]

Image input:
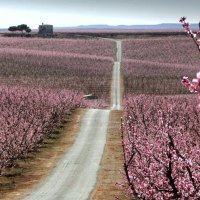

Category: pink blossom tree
[0, 86, 84, 175]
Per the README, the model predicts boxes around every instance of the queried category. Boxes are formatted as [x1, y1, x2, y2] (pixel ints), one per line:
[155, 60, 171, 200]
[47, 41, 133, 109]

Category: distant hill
[1, 23, 199, 32]
[0, 28, 8, 32]
[54, 23, 199, 30]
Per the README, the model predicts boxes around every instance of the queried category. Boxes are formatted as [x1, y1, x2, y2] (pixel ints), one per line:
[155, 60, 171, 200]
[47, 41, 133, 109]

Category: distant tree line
[8, 24, 31, 33]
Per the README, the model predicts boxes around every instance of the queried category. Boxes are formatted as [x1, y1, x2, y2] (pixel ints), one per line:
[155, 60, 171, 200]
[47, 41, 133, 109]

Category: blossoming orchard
[120, 17, 200, 199]
[0, 14, 200, 200]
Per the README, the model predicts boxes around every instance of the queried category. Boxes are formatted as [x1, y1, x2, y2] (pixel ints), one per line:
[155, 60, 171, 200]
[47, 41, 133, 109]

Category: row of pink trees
[121, 17, 200, 199]
[0, 47, 113, 101]
[122, 30, 200, 95]
[0, 85, 84, 175]
[0, 37, 115, 58]
[121, 95, 200, 199]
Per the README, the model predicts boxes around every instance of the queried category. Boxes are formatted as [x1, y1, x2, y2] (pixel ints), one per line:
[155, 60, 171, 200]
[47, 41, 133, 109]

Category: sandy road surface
[23, 109, 110, 200]
[116, 40, 122, 63]
[111, 41, 122, 110]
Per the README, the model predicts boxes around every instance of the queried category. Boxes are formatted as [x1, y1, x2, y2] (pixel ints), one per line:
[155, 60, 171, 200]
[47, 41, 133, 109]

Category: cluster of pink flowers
[182, 73, 200, 93]
[121, 95, 200, 199]
[182, 73, 200, 107]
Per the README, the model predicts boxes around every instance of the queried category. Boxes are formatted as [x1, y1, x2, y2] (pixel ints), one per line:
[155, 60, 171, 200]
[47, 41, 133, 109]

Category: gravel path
[23, 109, 110, 200]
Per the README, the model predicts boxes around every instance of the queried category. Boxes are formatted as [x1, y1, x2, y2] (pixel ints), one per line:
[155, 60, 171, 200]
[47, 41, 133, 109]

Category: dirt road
[111, 41, 122, 110]
[23, 109, 110, 200]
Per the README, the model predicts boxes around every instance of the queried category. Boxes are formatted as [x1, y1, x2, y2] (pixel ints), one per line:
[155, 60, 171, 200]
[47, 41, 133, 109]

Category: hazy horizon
[0, 0, 199, 29]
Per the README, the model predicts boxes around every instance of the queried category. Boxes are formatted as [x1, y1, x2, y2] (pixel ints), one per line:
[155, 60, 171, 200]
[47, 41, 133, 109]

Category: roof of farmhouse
[39, 23, 53, 27]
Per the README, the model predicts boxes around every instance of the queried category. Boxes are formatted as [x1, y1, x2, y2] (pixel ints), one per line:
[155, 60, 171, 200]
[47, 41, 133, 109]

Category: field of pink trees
[0, 85, 84, 175]
[0, 39, 114, 100]
[123, 37, 200, 94]
[121, 95, 200, 199]
[0, 37, 115, 176]
[123, 37, 200, 65]
[0, 37, 115, 58]
[121, 22, 200, 199]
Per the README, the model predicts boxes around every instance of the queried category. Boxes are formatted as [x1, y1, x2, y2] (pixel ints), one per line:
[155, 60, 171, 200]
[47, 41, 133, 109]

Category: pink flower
[179, 16, 187, 23]
[182, 76, 190, 87]
[192, 33, 197, 38]
[182, 23, 189, 30]
[196, 72, 200, 79]
[192, 78, 198, 83]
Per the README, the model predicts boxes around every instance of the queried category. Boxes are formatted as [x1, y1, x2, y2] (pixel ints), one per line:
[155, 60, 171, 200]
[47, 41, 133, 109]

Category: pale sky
[0, 0, 200, 28]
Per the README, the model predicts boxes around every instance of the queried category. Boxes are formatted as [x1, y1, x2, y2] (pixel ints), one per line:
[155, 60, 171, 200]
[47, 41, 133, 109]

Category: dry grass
[0, 108, 85, 200]
[90, 110, 131, 200]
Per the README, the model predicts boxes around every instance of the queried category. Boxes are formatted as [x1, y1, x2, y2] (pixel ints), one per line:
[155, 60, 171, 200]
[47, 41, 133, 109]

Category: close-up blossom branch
[179, 16, 200, 52]
[180, 17, 200, 107]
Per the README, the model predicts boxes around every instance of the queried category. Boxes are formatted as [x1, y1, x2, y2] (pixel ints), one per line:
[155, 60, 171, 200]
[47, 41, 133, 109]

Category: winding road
[23, 40, 122, 200]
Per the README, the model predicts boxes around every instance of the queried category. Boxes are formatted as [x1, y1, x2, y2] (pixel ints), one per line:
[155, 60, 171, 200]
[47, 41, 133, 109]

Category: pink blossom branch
[179, 16, 200, 53]
[180, 17, 200, 107]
